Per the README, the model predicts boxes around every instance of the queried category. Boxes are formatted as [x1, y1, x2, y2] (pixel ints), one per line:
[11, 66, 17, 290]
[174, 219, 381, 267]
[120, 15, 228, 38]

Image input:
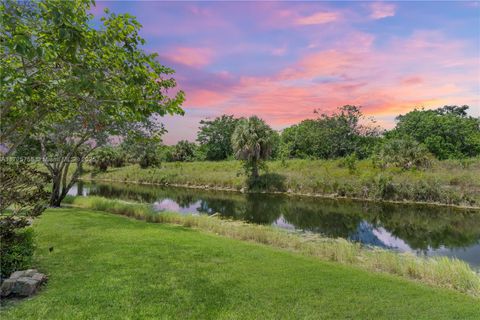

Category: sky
[90, 1, 480, 144]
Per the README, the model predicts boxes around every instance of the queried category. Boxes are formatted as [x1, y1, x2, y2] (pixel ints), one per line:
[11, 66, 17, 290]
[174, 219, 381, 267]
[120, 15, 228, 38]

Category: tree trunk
[49, 172, 63, 207]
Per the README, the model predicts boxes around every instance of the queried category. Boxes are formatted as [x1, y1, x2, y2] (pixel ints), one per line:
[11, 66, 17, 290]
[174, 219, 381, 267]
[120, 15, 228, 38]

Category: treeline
[87, 105, 479, 173]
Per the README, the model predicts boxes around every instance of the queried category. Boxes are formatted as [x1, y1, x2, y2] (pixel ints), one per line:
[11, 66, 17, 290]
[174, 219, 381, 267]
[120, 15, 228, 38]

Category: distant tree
[89, 146, 118, 172]
[172, 140, 197, 162]
[389, 105, 480, 159]
[280, 105, 381, 160]
[231, 116, 275, 180]
[197, 115, 241, 160]
[121, 130, 164, 168]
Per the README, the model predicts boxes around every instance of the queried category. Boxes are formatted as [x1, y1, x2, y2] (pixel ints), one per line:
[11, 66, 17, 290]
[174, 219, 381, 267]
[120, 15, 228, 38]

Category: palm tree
[231, 116, 274, 180]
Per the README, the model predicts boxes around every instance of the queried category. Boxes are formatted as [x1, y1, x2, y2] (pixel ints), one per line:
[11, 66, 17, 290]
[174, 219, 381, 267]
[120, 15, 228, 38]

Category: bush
[373, 138, 432, 170]
[139, 149, 161, 169]
[90, 147, 120, 172]
[339, 153, 357, 174]
[0, 218, 35, 278]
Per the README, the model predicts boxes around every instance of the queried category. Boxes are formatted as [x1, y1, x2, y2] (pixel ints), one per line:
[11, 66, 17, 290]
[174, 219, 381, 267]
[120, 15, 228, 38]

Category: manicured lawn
[1, 208, 479, 319]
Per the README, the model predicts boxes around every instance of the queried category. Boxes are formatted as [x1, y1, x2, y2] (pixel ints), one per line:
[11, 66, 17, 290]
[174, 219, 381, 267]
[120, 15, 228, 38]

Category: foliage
[196, 115, 241, 160]
[171, 140, 197, 162]
[0, 0, 95, 154]
[0, 158, 49, 278]
[340, 153, 357, 173]
[280, 105, 381, 160]
[373, 138, 432, 170]
[139, 148, 161, 169]
[389, 105, 480, 159]
[0, 225, 34, 278]
[89, 146, 118, 172]
[0, 160, 50, 215]
[8, 1, 184, 206]
[231, 116, 275, 180]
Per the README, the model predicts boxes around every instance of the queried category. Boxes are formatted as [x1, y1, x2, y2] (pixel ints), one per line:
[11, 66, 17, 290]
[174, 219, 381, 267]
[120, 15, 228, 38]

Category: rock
[0, 279, 16, 297]
[9, 270, 26, 280]
[24, 269, 38, 277]
[13, 277, 39, 297]
[31, 273, 47, 284]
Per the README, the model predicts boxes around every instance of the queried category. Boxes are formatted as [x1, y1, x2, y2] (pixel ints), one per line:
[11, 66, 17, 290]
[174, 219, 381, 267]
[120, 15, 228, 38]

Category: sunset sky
[91, 1, 480, 144]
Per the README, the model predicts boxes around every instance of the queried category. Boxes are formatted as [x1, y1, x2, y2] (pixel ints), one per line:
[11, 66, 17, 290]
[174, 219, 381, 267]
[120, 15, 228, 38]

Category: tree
[26, 2, 184, 206]
[231, 116, 275, 180]
[280, 105, 381, 160]
[1, 0, 101, 155]
[171, 140, 197, 162]
[196, 115, 241, 160]
[89, 146, 118, 172]
[389, 105, 480, 159]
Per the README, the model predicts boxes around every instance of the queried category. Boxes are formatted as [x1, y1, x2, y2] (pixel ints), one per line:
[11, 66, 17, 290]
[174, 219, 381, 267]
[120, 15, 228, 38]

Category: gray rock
[24, 269, 38, 277]
[0, 279, 16, 297]
[31, 273, 47, 284]
[13, 277, 39, 296]
[9, 271, 26, 280]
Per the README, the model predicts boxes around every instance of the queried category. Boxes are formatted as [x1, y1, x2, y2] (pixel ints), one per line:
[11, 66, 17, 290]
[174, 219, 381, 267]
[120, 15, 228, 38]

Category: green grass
[63, 196, 480, 297]
[83, 158, 480, 207]
[1, 208, 480, 319]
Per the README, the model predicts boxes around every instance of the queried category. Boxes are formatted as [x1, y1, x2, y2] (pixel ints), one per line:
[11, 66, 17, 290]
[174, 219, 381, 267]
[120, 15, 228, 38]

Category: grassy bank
[83, 158, 480, 207]
[2, 208, 480, 319]
[62, 196, 480, 297]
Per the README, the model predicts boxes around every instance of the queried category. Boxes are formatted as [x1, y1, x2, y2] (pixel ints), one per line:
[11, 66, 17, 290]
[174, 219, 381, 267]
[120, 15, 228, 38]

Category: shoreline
[79, 177, 480, 211]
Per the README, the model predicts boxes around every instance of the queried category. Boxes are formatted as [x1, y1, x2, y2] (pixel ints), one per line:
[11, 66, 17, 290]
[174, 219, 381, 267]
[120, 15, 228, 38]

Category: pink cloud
[164, 47, 214, 68]
[173, 29, 478, 129]
[296, 11, 339, 25]
[369, 2, 396, 19]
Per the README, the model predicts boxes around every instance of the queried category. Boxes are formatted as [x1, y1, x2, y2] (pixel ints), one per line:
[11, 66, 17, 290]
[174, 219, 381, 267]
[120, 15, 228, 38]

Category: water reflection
[70, 181, 480, 268]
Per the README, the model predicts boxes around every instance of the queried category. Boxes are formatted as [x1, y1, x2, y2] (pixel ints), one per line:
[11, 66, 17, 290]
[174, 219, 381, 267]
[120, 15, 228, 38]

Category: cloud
[369, 2, 396, 19]
[296, 11, 339, 25]
[163, 47, 214, 68]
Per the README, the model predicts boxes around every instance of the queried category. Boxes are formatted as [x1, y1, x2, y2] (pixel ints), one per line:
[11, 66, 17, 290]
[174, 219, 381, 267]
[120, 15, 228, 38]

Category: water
[70, 182, 480, 269]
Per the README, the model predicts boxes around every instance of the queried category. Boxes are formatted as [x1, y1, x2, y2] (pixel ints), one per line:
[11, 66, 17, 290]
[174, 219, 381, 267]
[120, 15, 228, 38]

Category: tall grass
[66, 196, 480, 297]
[82, 158, 480, 207]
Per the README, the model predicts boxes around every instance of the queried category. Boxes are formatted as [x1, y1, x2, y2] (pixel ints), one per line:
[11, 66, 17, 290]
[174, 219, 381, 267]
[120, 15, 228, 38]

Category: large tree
[388, 105, 480, 159]
[0, 0, 101, 155]
[197, 115, 241, 160]
[10, 1, 185, 206]
[231, 116, 275, 180]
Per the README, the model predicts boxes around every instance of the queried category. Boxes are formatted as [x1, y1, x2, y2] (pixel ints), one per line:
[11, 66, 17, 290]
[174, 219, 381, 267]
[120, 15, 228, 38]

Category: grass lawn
[84, 158, 480, 207]
[1, 208, 479, 319]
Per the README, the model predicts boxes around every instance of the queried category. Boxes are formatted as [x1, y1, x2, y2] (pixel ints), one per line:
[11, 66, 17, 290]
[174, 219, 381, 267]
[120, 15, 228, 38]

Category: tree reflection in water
[77, 181, 480, 267]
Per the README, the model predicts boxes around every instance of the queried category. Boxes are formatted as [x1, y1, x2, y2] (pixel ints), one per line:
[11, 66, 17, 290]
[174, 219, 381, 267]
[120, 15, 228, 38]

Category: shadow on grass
[247, 173, 287, 192]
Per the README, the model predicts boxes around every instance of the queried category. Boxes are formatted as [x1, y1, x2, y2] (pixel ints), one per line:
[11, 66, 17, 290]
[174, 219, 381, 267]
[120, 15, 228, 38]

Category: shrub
[373, 138, 432, 170]
[0, 218, 35, 278]
[339, 153, 357, 174]
[139, 148, 161, 169]
[90, 147, 119, 172]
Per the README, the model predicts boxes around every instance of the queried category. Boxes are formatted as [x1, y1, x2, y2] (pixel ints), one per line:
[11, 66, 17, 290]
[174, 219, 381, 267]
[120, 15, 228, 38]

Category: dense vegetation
[80, 105, 479, 184]
[2, 208, 480, 319]
[85, 158, 480, 207]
